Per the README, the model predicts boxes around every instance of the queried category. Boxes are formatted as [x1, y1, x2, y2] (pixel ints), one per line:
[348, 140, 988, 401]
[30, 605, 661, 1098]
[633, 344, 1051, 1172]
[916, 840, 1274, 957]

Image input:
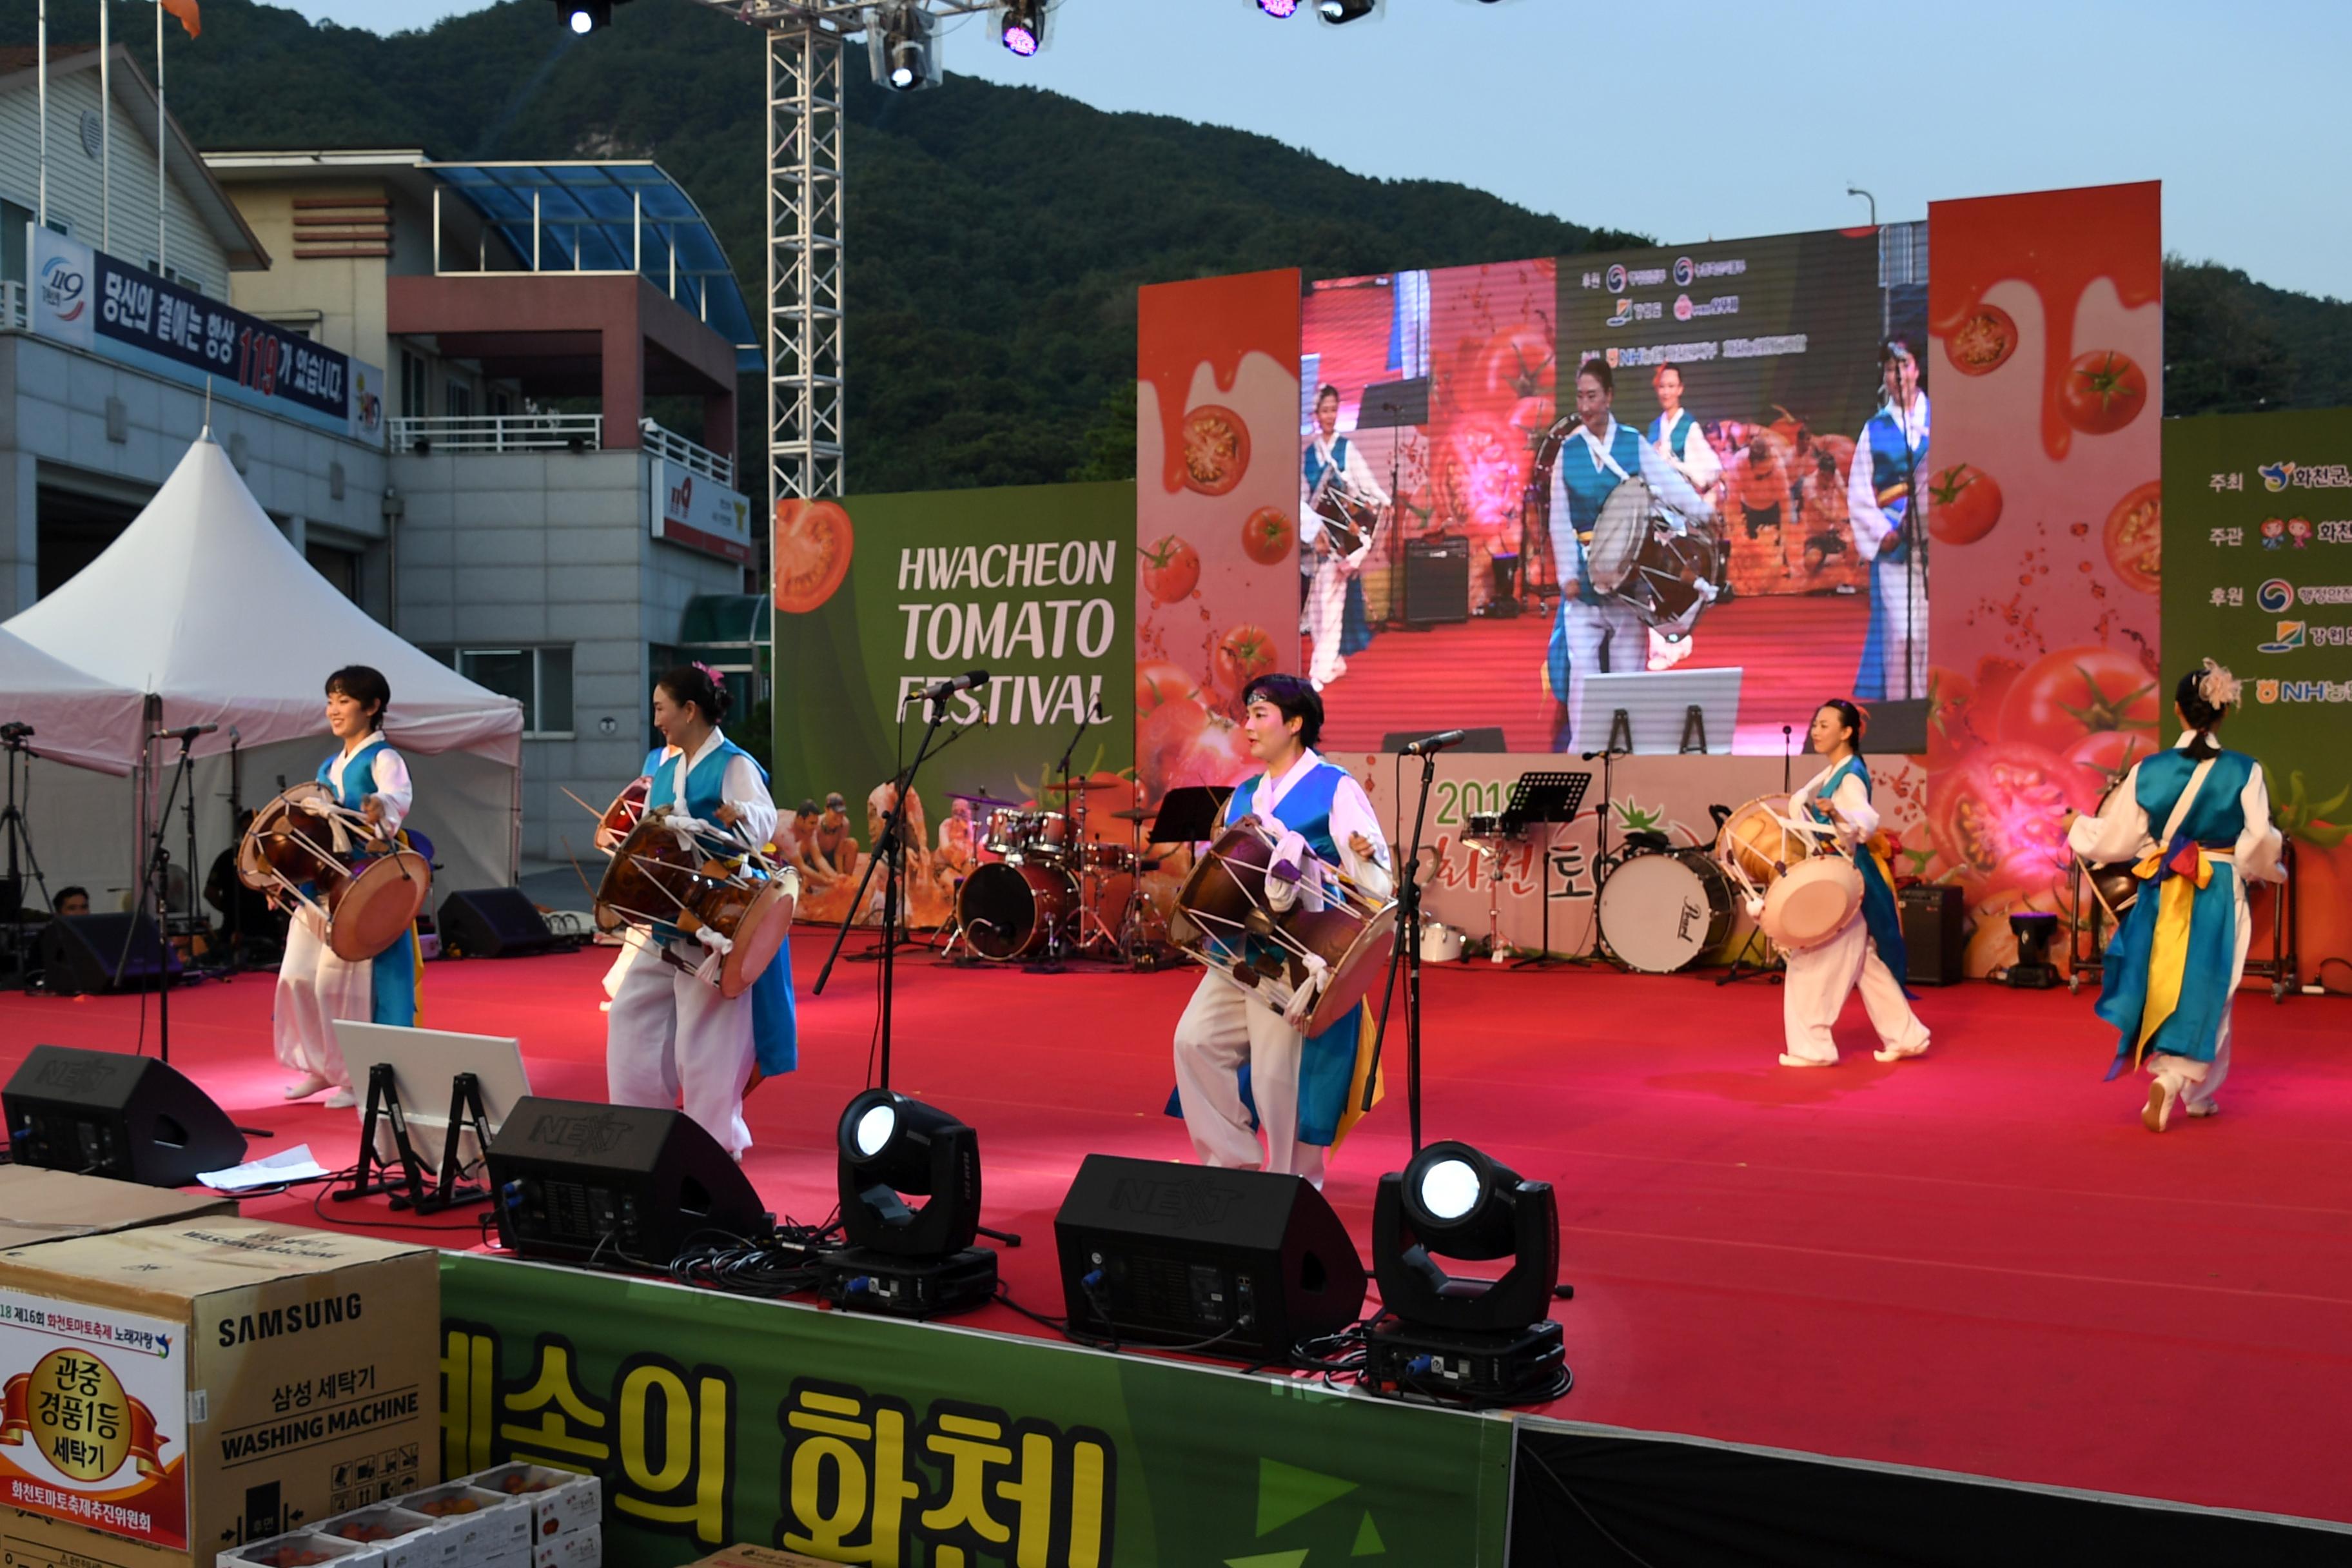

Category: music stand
[1147, 784, 1235, 845]
[330, 1021, 531, 1213]
[1503, 770, 1591, 970]
[1355, 377, 1427, 632]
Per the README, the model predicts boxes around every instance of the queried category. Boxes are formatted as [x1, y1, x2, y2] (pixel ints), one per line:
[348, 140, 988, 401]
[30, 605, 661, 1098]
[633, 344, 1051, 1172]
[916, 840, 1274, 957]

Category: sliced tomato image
[1945, 304, 2018, 377]
[774, 498, 853, 613]
[2102, 480, 2161, 594]
[1181, 404, 1250, 496]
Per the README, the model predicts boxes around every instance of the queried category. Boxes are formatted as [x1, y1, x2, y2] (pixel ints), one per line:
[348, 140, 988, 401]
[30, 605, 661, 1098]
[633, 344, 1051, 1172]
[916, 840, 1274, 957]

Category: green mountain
[8, 0, 2342, 495]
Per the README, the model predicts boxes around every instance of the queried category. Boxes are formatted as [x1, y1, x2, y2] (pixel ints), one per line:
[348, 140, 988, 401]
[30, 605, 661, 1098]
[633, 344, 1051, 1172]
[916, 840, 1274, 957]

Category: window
[1, 199, 28, 287]
[444, 379, 473, 420]
[144, 259, 200, 295]
[427, 645, 574, 736]
[305, 542, 360, 602]
[491, 389, 512, 419]
[400, 350, 428, 420]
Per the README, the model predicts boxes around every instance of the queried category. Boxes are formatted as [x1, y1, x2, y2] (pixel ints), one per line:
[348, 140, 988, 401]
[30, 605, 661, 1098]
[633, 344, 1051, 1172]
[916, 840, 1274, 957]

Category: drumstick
[560, 785, 609, 819]
[559, 836, 600, 908]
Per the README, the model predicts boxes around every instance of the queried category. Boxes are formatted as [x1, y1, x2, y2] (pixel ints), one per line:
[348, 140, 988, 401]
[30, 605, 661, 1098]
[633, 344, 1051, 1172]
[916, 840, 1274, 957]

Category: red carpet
[1315, 591, 1872, 755]
[7, 941, 2351, 1524]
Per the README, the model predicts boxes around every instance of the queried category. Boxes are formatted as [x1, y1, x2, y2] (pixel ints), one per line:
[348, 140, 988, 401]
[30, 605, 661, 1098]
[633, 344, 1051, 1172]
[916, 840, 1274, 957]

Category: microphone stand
[1901, 395, 1925, 705]
[1362, 745, 1439, 1153]
[1034, 703, 1101, 968]
[1781, 723, 1794, 795]
[812, 689, 961, 1090]
[129, 730, 202, 1061]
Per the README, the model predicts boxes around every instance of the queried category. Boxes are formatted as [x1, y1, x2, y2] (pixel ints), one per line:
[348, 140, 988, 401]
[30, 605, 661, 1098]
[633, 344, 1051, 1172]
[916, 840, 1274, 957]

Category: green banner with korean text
[770, 481, 1137, 929]
[440, 1253, 1513, 1566]
[2164, 409, 2352, 981]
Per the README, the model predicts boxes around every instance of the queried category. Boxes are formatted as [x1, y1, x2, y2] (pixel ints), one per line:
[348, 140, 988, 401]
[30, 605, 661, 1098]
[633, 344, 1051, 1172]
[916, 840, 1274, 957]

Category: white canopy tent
[0, 626, 148, 776]
[5, 436, 524, 914]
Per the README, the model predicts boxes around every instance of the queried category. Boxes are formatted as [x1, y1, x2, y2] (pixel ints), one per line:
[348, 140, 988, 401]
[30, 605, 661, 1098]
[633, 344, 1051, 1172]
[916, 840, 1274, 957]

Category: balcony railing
[390, 413, 603, 455]
[0, 279, 25, 331]
[638, 418, 735, 487]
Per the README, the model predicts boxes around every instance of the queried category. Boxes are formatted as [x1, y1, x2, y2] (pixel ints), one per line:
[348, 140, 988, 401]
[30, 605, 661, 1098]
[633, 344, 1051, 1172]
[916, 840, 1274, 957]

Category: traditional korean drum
[1166, 822, 1396, 1036]
[237, 781, 432, 962]
[594, 807, 796, 997]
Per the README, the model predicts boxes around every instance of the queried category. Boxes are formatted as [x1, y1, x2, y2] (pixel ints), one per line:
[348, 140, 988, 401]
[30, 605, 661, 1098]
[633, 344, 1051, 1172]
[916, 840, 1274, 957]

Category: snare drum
[1594, 847, 1733, 973]
[957, 860, 1076, 960]
[1166, 823, 1396, 1037]
[594, 807, 796, 997]
[237, 782, 433, 962]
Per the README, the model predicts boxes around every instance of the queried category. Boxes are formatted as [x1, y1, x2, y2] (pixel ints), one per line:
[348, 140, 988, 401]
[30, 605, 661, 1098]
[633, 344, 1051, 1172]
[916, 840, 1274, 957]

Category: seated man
[52, 885, 89, 919]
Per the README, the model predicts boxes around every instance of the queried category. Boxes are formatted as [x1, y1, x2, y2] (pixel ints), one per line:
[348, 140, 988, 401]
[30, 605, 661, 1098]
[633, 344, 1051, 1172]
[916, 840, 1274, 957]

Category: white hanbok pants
[1560, 596, 1643, 749]
[2146, 874, 2251, 1110]
[1172, 972, 1326, 1188]
[1872, 552, 1928, 700]
[607, 939, 756, 1155]
[274, 905, 368, 1090]
[1308, 555, 1350, 688]
[1781, 913, 1929, 1064]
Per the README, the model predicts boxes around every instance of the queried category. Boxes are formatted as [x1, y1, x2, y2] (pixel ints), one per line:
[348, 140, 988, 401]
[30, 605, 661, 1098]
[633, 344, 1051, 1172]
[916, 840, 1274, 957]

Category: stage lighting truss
[867, 3, 943, 90]
[995, 0, 1047, 57]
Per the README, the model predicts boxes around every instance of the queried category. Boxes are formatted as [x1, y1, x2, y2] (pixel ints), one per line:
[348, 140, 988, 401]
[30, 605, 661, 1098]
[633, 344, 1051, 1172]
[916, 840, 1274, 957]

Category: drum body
[595, 810, 794, 996]
[1595, 847, 1732, 974]
[1758, 858, 1865, 952]
[1585, 481, 1725, 630]
[238, 781, 431, 961]
[984, 808, 1075, 865]
[324, 850, 433, 962]
[594, 777, 651, 852]
[2084, 778, 2141, 921]
[1716, 794, 1809, 894]
[239, 782, 344, 892]
[1167, 825, 1396, 1036]
[957, 861, 1076, 960]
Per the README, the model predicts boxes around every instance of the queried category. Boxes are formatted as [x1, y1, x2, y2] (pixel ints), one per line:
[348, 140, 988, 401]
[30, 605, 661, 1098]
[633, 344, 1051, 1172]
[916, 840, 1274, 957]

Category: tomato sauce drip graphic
[1136, 270, 1301, 494]
[1928, 182, 2160, 461]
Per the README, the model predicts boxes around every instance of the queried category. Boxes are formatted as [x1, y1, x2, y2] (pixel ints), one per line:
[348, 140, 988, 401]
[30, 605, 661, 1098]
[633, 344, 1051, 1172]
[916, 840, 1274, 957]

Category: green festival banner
[440, 1254, 1514, 1566]
[770, 481, 1137, 927]
[2163, 409, 2352, 981]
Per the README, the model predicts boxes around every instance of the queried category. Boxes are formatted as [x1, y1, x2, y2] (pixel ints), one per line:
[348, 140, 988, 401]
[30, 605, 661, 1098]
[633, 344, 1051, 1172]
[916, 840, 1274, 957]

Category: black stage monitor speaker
[39, 914, 182, 995]
[486, 1096, 769, 1267]
[1054, 1153, 1366, 1359]
[439, 888, 564, 959]
[1403, 536, 1473, 626]
[1900, 883, 1965, 986]
[4, 1044, 246, 1187]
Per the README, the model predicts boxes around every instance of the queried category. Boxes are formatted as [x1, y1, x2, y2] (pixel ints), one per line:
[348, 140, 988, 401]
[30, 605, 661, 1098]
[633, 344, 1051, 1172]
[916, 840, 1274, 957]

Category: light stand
[0, 723, 54, 934]
[1362, 745, 1439, 1151]
[131, 728, 203, 1062]
[1576, 741, 1627, 962]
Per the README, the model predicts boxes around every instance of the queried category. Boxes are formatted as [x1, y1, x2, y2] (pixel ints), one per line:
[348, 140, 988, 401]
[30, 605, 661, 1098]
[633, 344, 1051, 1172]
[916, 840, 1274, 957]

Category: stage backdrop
[1923, 182, 2164, 977]
[2164, 408, 2352, 983]
[771, 481, 1135, 928]
[440, 1254, 1513, 1567]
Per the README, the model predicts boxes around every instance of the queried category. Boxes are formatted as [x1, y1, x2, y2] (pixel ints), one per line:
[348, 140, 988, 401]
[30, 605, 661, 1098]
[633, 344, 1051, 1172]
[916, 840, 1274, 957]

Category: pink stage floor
[6, 937, 2351, 1525]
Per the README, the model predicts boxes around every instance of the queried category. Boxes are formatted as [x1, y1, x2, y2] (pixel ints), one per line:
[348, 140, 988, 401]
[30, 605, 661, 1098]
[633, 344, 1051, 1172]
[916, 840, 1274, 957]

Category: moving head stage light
[815, 1088, 998, 1317]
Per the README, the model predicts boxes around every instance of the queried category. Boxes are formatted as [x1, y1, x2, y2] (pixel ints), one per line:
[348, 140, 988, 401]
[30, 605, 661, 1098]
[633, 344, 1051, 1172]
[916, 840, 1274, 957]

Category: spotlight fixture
[867, 4, 941, 92]
[1256, 0, 1302, 16]
[553, 0, 630, 34]
[997, 0, 1045, 57]
[1366, 1141, 1567, 1403]
[814, 1088, 997, 1316]
[2006, 911, 2061, 989]
[1316, 0, 1378, 21]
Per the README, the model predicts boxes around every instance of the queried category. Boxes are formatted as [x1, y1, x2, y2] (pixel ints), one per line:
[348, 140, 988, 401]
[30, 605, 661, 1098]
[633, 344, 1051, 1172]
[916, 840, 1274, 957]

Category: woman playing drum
[1170, 674, 1392, 1188]
[277, 665, 420, 1108]
[605, 664, 798, 1157]
[2065, 662, 2284, 1131]
[1778, 700, 1930, 1068]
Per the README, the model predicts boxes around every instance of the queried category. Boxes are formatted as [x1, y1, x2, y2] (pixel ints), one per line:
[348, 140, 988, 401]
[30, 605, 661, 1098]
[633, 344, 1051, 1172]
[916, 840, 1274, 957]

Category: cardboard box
[0, 1168, 235, 1251]
[309, 1507, 451, 1568]
[0, 1218, 440, 1568]
[395, 1485, 530, 1561]
[531, 1524, 600, 1568]
[466, 1464, 600, 1540]
[684, 1550, 841, 1568]
[217, 1528, 383, 1567]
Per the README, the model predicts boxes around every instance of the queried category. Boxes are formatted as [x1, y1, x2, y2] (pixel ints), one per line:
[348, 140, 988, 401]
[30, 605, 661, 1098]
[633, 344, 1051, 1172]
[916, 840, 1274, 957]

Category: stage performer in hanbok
[1301, 384, 1387, 691]
[1171, 674, 1392, 1188]
[1847, 338, 1930, 701]
[599, 740, 678, 1008]
[2066, 662, 2284, 1132]
[1776, 700, 1930, 1068]
[1546, 358, 1715, 750]
[606, 664, 798, 1157]
[1645, 363, 1722, 671]
[276, 665, 422, 1108]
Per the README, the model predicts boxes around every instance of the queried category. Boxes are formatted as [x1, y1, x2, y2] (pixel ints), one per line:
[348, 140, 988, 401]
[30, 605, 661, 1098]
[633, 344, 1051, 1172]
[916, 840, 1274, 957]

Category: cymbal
[1042, 779, 1119, 793]
[1109, 807, 1154, 821]
[948, 791, 1019, 810]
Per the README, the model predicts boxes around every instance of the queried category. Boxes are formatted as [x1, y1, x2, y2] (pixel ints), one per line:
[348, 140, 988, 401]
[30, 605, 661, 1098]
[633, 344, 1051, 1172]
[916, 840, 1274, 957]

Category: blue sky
[289, 0, 2349, 301]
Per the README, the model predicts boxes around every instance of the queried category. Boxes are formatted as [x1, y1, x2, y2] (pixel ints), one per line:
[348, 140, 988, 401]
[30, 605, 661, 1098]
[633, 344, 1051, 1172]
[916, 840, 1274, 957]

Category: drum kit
[581, 779, 797, 997]
[237, 781, 433, 962]
[946, 781, 1155, 963]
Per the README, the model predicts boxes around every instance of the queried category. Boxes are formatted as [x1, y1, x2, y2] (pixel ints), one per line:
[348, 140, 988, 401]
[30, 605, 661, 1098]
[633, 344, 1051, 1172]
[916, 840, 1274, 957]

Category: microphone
[152, 723, 218, 741]
[920, 670, 991, 700]
[1401, 729, 1468, 756]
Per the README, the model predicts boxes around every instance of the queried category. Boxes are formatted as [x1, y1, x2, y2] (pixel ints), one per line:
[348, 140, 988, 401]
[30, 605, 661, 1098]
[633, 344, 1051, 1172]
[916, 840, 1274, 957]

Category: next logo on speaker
[34, 1055, 122, 1093]
[526, 1110, 638, 1156]
[1109, 1173, 1240, 1229]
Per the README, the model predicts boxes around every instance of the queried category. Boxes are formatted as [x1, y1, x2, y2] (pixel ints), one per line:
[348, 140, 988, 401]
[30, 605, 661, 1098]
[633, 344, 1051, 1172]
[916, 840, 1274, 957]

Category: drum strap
[1578, 425, 1636, 489]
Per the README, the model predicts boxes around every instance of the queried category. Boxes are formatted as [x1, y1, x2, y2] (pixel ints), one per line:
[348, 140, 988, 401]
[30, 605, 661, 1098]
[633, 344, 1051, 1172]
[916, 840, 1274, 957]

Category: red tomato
[772, 498, 854, 614]
[1928, 743, 2098, 899]
[1180, 405, 1250, 496]
[1135, 659, 1203, 716]
[1240, 507, 1296, 566]
[2102, 480, 2162, 595]
[1945, 304, 2019, 377]
[1141, 701, 1250, 793]
[1508, 395, 1558, 447]
[1926, 462, 2003, 545]
[1212, 623, 1278, 694]
[1140, 534, 1200, 603]
[1476, 326, 1555, 401]
[2064, 727, 2157, 801]
[2059, 349, 2147, 435]
[1927, 665, 1981, 757]
[1434, 414, 1529, 536]
[1999, 647, 2161, 753]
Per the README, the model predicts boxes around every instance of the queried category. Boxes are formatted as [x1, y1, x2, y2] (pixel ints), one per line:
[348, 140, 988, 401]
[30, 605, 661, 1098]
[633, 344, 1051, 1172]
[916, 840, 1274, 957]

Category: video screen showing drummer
[1300, 384, 1387, 693]
[1171, 673, 1393, 1188]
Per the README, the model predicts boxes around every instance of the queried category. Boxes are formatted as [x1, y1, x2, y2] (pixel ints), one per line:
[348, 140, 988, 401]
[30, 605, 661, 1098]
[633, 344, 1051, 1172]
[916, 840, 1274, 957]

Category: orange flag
[159, 0, 201, 39]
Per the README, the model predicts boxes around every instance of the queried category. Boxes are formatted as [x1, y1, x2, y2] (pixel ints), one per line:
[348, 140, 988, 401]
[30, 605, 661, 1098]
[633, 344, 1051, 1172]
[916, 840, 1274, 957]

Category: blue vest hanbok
[647, 738, 799, 1079]
[1804, 759, 1910, 990]
[315, 739, 420, 1026]
[1854, 404, 1925, 700]
[1648, 409, 1700, 463]
[2095, 749, 2257, 1077]
[1304, 436, 1375, 656]
[1546, 422, 1649, 701]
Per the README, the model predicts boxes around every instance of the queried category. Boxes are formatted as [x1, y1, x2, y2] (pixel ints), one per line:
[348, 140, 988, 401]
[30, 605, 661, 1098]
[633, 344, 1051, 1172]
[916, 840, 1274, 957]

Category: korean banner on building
[28, 225, 384, 443]
[2164, 409, 2352, 980]
[0, 1289, 190, 1550]
[440, 1253, 1512, 1567]
[651, 457, 754, 564]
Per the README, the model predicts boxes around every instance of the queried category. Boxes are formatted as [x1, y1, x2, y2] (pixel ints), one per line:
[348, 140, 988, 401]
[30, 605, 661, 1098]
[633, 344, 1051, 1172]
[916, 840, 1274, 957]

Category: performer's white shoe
[282, 1073, 331, 1101]
[2143, 1078, 2178, 1133]
[1872, 1043, 1928, 1063]
[324, 1088, 357, 1110]
[1778, 1053, 1836, 1068]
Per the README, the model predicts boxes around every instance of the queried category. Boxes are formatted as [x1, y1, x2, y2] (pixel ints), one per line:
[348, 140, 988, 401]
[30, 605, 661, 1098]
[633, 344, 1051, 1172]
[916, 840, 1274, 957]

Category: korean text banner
[440, 1253, 1512, 1566]
[2164, 409, 2352, 983]
[28, 225, 384, 442]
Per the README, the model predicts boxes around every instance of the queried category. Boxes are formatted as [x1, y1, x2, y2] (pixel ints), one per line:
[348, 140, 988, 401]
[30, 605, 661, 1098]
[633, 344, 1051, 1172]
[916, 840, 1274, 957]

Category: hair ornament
[692, 660, 723, 687]
[2198, 657, 2242, 711]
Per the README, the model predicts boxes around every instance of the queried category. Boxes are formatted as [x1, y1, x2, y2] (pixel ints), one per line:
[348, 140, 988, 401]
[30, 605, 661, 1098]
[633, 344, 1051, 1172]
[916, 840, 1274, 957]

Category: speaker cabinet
[1899, 883, 1965, 986]
[486, 1097, 769, 1266]
[4, 1044, 246, 1187]
[438, 888, 563, 959]
[1403, 536, 1472, 626]
[1054, 1153, 1366, 1358]
[38, 914, 182, 995]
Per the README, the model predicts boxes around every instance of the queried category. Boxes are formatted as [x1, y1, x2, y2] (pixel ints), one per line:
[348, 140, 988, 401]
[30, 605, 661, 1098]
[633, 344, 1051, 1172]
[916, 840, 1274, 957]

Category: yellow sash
[2129, 843, 2224, 1066]
[1333, 1007, 1387, 1152]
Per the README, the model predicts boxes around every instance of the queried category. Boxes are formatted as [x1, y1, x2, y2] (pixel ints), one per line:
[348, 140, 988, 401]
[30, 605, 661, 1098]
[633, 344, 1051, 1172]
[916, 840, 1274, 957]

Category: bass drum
[957, 861, 1076, 961]
[1594, 847, 1733, 974]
